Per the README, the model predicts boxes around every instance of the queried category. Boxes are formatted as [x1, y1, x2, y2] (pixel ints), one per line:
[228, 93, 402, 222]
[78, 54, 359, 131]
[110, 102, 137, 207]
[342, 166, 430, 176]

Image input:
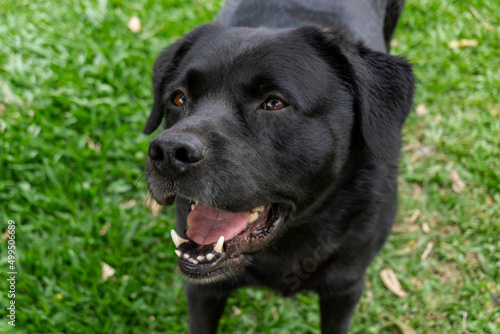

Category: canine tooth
[175, 250, 182, 258]
[190, 200, 199, 211]
[183, 254, 189, 260]
[170, 229, 188, 247]
[248, 211, 259, 223]
[206, 253, 214, 261]
[214, 236, 224, 254]
[252, 205, 265, 212]
[197, 255, 204, 262]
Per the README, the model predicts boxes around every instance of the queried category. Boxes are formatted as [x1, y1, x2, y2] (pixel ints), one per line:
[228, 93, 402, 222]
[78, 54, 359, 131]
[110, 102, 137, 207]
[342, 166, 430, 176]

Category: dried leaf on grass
[101, 262, 116, 280]
[2, 83, 12, 104]
[120, 199, 136, 210]
[145, 191, 163, 217]
[127, 15, 141, 33]
[469, 6, 498, 33]
[231, 305, 241, 316]
[462, 312, 469, 333]
[380, 268, 407, 298]
[398, 238, 427, 256]
[448, 39, 478, 49]
[404, 144, 433, 163]
[415, 103, 429, 116]
[99, 221, 112, 236]
[407, 209, 421, 225]
[85, 137, 101, 152]
[450, 170, 465, 193]
[397, 246, 413, 255]
[390, 39, 401, 47]
[271, 306, 279, 320]
[387, 315, 417, 334]
[421, 241, 434, 261]
[412, 183, 423, 199]
[1, 228, 11, 241]
[422, 222, 431, 234]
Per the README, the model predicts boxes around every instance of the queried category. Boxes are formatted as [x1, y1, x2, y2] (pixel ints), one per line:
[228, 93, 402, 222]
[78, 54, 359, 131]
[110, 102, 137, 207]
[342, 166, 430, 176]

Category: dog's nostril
[175, 146, 204, 164]
[148, 143, 164, 161]
[175, 147, 190, 163]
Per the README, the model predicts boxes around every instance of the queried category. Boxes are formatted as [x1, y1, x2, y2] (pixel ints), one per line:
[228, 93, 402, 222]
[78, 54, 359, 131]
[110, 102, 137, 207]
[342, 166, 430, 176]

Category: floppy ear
[143, 24, 220, 134]
[300, 26, 415, 161]
[342, 42, 415, 161]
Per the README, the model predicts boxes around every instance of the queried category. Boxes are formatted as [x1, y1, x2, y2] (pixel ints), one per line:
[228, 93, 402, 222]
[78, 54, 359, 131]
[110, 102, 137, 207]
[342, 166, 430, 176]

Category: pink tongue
[187, 204, 250, 245]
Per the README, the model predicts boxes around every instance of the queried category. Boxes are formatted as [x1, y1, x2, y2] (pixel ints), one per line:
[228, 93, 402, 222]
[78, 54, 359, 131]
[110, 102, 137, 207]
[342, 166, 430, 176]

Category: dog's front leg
[186, 282, 229, 334]
[319, 279, 365, 334]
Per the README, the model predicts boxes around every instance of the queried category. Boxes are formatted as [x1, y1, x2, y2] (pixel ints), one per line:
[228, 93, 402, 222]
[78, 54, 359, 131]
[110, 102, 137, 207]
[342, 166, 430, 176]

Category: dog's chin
[164, 198, 288, 284]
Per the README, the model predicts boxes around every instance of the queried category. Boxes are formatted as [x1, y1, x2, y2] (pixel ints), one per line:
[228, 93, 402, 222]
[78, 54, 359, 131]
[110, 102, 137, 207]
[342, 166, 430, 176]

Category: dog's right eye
[172, 92, 187, 107]
[261, 97, 287, 111]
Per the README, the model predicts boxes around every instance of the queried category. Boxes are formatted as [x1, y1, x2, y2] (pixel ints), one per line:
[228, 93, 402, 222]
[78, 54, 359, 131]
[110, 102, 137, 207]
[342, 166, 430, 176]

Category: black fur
[143, 0, 414, 333]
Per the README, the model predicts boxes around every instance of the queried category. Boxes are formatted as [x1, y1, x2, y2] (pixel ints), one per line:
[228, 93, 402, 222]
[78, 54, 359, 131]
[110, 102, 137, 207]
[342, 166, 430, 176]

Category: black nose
[148, 133, 207, 177]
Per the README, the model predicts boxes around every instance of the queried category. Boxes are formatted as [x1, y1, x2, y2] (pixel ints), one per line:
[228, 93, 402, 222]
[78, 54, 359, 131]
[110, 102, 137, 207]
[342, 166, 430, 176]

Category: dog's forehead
[200, 26, 292, 61]
[179, 26, 333, 100]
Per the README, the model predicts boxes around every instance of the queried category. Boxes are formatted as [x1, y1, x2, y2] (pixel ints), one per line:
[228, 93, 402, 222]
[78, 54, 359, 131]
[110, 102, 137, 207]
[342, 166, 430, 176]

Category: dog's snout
[148, 133, 207, 177]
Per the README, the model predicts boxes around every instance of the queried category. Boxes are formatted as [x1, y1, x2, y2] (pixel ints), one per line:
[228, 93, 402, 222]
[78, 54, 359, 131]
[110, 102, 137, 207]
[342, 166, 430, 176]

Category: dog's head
[143, 24, 414, 282]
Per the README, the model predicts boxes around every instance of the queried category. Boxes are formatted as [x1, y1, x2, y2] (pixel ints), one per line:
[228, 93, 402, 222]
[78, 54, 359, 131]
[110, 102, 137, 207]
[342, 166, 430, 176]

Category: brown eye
[262, 97, 286, 111]
[172, 92, 187, 106]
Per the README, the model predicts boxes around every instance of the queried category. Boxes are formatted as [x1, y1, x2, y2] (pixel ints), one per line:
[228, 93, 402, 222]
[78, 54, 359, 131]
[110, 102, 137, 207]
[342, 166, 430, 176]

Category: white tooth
[197, 255, 204, 262]
[190, 200, 199, 211]
[206, 253, 214, 261]
[253, 205, 265, 212]
[183, 254, 189, 260]
[170, 229, 188, 247]
[192, 259, 199, 265]
[214, 236, 224, 254]
[175, 250, 181, 258]
[248, 212, 259, 223]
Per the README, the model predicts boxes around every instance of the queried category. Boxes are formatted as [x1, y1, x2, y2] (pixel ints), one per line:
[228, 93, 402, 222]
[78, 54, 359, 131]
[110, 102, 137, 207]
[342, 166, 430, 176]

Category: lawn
[0, 0, 498, 333]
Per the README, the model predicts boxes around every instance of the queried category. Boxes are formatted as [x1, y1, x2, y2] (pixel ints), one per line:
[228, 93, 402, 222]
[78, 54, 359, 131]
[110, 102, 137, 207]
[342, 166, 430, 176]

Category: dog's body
[143, 0, 414, 333]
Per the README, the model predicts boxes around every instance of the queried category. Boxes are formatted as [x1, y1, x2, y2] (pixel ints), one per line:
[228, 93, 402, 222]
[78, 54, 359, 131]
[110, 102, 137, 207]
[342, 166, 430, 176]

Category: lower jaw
[175, 204, 286, 283]
[177, 254, 246, 284]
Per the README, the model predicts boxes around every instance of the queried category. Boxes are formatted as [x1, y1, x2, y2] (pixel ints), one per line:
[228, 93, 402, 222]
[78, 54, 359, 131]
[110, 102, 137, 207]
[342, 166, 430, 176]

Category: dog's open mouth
[171, 201, 286, 282]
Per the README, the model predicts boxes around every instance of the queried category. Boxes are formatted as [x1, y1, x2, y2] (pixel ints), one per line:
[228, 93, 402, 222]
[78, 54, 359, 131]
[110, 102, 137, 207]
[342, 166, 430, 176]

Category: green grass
[0, 0, 498, 333]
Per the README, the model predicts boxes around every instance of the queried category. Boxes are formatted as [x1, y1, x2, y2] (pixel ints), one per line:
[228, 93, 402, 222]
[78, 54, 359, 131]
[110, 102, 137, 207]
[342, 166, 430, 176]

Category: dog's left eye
[172, 92, 187, 107]
[261, 97, 287, 111]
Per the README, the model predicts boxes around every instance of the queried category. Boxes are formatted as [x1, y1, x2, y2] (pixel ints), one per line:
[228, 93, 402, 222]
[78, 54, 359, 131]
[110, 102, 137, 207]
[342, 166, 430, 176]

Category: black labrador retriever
[143, 0, 415, 332]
